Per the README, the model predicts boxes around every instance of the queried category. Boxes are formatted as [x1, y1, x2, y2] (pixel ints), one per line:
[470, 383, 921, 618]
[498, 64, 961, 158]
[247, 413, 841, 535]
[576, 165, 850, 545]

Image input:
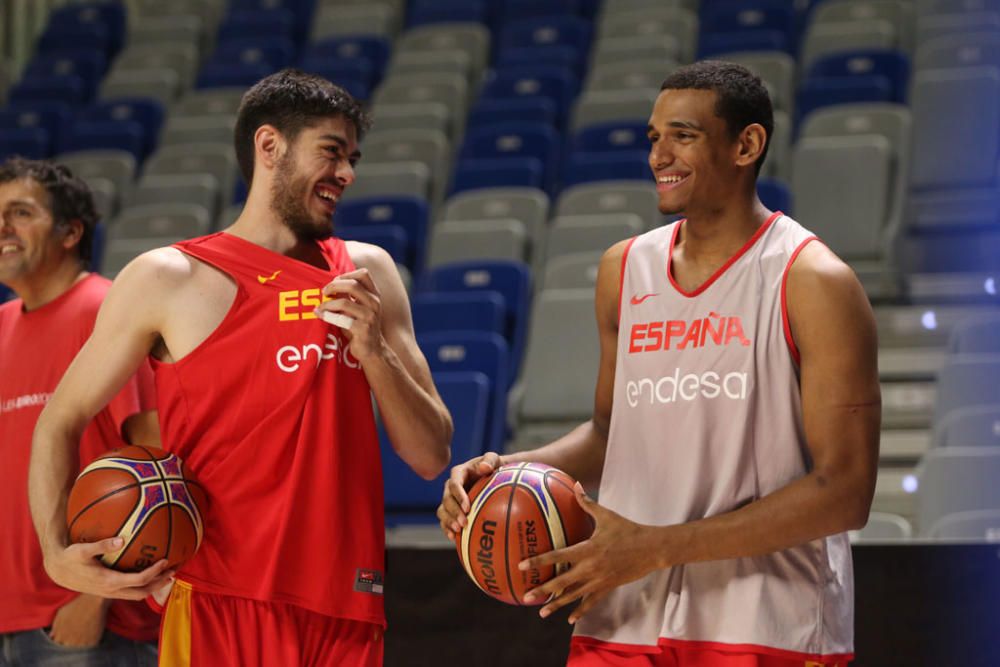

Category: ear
[254, 124, 285, 172]
[60, 219, 84, 251]
[734, 123, 767, 170]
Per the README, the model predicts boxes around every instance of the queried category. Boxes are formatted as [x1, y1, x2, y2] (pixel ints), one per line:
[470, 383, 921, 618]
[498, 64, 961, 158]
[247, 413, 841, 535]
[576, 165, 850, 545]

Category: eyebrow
[318, 133, 362, 160]
[647, 121, 706, 133]
[4, 199, 39, 209]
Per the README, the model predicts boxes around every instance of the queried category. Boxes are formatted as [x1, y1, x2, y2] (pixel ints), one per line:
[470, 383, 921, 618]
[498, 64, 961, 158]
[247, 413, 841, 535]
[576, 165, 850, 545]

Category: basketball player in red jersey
[0, 158, 161, 664]
[29, 70, 453, 666]
[440, 61, 880, 666]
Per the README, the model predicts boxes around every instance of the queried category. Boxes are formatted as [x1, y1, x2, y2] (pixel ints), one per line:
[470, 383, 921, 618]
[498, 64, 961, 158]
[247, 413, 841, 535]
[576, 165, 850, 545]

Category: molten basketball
[456, 462, 594, 606]
[67, 445, 207, 572]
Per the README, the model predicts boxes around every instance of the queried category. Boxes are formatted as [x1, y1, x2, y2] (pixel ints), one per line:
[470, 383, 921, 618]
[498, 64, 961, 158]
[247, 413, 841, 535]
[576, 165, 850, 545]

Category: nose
[336, 161, 356, 187]
[648, 139, 673, 172]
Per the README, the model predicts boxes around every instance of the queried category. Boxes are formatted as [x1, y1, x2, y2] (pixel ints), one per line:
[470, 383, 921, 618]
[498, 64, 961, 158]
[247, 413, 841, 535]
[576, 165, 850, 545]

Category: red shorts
[567, 639, 850, 667]
[159, 580, 383, 666]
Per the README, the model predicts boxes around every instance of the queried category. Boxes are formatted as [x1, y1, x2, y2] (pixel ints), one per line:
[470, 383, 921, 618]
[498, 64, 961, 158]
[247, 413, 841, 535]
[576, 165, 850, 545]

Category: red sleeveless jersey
[151, 233, 385, 626]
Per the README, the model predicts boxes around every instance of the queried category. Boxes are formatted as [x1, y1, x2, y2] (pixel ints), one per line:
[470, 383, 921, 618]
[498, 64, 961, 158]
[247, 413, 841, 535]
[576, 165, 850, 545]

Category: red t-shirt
[0, 273, 160, 640]
[152, 233, 385, 626]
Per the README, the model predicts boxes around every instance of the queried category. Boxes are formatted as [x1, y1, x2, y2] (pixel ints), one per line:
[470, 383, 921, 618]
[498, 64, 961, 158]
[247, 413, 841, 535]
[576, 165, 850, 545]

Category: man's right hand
[44, 537, 174, 601]
[437, 452, 505, 541]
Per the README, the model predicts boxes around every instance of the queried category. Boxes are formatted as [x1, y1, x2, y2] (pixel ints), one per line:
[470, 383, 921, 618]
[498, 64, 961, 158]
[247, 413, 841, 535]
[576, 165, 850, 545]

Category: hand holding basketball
[519, 484, 670, 623]
[43, 537, 174, 602]
[437, 451, 504, 540]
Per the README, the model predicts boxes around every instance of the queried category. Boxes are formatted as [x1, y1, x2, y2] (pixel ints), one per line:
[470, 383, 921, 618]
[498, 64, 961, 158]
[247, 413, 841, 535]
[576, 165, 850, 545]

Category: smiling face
[647, 88, 745, 217]
[268, 115, 360, 242]
[0, 178, 78, 288]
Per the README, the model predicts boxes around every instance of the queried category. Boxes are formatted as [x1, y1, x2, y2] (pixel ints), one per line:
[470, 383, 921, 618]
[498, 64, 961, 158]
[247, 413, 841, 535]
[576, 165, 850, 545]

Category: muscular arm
[29, 252, 176, 598]
[334, 243, 453, 479]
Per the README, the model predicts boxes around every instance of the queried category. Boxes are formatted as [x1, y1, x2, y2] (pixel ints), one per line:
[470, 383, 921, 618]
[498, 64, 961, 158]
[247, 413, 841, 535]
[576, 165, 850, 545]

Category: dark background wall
[384, 544, 1000, 667]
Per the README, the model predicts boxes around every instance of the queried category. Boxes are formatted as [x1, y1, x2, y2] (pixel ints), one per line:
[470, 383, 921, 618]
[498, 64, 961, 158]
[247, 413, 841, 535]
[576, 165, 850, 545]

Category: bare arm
[29, 252, 177, 599]
[319, 243, 452, 479]
[437, 239, 630, 537]
[522, 241, 880, 620]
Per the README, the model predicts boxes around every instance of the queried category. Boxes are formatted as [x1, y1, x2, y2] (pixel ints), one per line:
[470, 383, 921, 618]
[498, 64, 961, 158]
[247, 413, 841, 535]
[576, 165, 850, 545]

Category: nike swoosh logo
[630, 293, 658, 305]
[257, 270, 281, 284]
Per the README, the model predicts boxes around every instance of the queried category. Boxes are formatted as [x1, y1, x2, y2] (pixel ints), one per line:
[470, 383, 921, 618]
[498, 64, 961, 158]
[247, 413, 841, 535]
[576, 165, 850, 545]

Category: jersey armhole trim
[617, 236, 637, 324]
[781, 236, 820, 367]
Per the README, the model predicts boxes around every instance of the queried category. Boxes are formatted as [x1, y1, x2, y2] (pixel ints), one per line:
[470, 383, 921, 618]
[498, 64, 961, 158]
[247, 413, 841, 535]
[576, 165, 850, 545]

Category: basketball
[455, 462, 594, 606]
[66, 445, 207, 572]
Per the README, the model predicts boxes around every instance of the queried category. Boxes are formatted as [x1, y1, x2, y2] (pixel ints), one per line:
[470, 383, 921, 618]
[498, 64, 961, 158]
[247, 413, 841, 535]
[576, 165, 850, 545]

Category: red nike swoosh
[630, 293, 658, 305]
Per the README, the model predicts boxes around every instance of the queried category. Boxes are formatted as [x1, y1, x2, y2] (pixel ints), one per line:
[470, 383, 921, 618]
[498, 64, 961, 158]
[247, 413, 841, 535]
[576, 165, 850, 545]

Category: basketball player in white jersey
[438, 61, 879, 666]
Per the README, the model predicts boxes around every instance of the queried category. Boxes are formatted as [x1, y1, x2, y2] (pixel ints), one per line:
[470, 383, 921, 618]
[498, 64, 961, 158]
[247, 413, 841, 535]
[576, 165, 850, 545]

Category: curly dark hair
[661, 60, 774, 177]
[0, 157, 98, 265]
[234, 68, 372, 185]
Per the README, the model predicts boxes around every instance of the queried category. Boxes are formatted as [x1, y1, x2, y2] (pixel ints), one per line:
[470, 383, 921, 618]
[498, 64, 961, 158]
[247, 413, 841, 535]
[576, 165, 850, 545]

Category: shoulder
[787, 240, 858, 295]
[108, 246, 202, 305]
[343, 240, 398, 282]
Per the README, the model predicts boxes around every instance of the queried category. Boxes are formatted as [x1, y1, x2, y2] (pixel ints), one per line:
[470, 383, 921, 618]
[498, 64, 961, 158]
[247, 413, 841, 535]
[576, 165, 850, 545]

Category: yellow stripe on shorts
[160, 579, 193, 667]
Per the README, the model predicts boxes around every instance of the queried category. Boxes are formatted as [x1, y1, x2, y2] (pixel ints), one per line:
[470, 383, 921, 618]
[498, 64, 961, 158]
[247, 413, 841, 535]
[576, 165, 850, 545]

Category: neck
[226, 192, 328, 267]
[677, 197, 773, 263]
[12, 261, 87, 311]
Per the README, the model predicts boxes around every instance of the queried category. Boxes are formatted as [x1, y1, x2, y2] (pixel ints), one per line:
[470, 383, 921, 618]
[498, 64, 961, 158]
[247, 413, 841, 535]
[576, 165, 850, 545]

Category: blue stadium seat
[807, 49, 910, 104]
[47, 1, 126, 55]
[408, 0, 488, 27]
[302, 37, 390, 83]
[757, 178, 791, 214]
[411, 292, 506, 337]
[499, 16, 591, 57]
[419, 332, 510, 454]
[467, 98, 557, 131]
[418, 260, 532, 379]
[796, 77, 893, 128]
[0, 128, 49, 160]
[701, 0, 797, 47]
[337, 225, 407, 264]
[298, 55, 374, 90]
[37, 24, 113, 59]
[382, 371, 489, 515]
[698, 30, 788, 58]
[212, 38, 297, 70]
[229, 0, 312, 41]
[76, 98, 165, 160]
[60, 121, 145, 163]
[196, 62, 274, 89]
[24, 51, 107, 95]
[573, 120, 649, 152]
[0, 284, 15, 304]
[90, 222, 106, 273]
[0, 103, 72, 155]
[335, 196, 429, 274]
[217, 8, 295, 43]
[496, 0, 581, 23]
[451, 157, 544, 194]
[496, 45, 583, 76]
[460, 123, 560, 192]
[561, 150, 649, 189]
[8, 76, 89, 106]
[480, 65, 579, 124]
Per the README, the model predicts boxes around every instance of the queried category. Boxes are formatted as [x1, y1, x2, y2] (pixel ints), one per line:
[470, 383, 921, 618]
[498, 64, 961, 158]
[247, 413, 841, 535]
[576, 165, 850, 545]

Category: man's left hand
[519, 483, 668, 624]
[48, 594, 109, 648]
[316, 268, 385, 363]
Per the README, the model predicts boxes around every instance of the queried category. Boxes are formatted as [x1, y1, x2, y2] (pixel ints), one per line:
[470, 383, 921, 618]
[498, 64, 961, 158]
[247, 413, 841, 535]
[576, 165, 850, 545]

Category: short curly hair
[0, 157, 98, 265]
[661, 60, 774, 177]
[234, 68, 372, 185]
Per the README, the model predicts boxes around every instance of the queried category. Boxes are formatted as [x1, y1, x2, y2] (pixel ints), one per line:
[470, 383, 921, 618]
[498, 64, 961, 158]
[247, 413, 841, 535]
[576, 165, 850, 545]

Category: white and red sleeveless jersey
[573, 213, 854, 662]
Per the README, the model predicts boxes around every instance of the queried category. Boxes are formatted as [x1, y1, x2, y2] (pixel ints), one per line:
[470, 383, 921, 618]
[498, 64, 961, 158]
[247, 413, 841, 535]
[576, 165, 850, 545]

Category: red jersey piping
[571, 635, 854, 663]
[781, 236, 820, 366]
[666, 211, 783, 298]
[617, 236, 637, 323]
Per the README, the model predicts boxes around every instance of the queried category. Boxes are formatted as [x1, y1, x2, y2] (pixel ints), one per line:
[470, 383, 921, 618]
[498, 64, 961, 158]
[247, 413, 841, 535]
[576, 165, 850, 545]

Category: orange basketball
[67, 445, 207, 572]
[455, 462, 594, 606]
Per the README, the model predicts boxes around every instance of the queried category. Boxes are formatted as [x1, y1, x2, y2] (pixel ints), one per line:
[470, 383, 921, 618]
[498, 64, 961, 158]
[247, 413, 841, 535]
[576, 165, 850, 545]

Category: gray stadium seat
[172, 89, 245, 119]
[917, 11, 1000, 44]
[919, 0, 1000, 15]
[514, 288, 599, 425]
[126, 15, 206, 56]
[915, 31, 1000, 70]
[934, 355, 1000, 424]
[585, 60, 679, 95]
[127, 174, 219, 220]
[359, 129, 450, 208]
[571, 89, 658, 132]
[948, 313, 1000, 353]
[134, 0, 221, 30]
[371, 74, 469, 141]
[427, 219, 528, 267]
[598, 0, 699, 15]
[810, 0, 916, 54]
[99, 69, 181, 105]
[369, 102, 450, 136]
[110, 43, 199, 91]
[143, 143, 237, 209]
[934, 405, 1000, 448]
[310, 5, 399, 41]
[597, 7, 698, 63]
[394, 24, 490, 84]
[851, 511, 913, 541]
[541, 251, 603, 290]
[555, 181, 663, 231]
[340, 162, 430, 201]
[385, 49, 472, 82]
[110, 203, 212, 241]
[216, 203, 242, 230]
[917, 447, 1000, 536]
[100, 236, 186, 279]
[443, 187, 549, 239]
[800, 19, 896, 70]
[762, 110, 791, 182]
[717, 51, 796, 115]
[544, 213, 642, 264]
[84, 177, 118, 223]
[57, 150, 137, 202]
[590, 34, 680, 69]
[926, 510, 1000, 540]
[160, 116, 236, 148]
